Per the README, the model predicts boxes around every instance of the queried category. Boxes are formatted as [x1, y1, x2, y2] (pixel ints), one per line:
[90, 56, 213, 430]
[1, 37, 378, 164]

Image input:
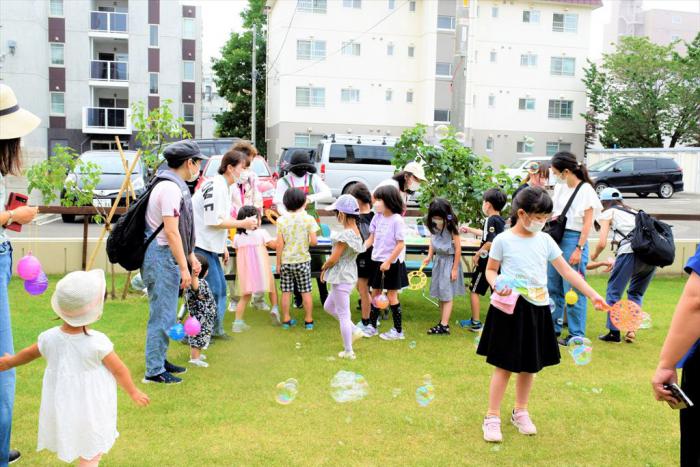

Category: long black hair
[236, 205, 260, 235]
[426, 198, 459, 235]
[373, 185, 405, 216]
[510, 186, 553, 226]
[551, 152, 594, 186]
[391, 171, 413, 193]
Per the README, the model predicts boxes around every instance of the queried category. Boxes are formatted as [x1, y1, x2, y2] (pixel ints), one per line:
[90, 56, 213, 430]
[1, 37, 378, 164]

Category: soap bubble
[549, 298, 556, 314]
[568, 336, 592, 366]
[330, 370, 369, 403]
[392, 388, 402, 398]
[295, 342, 302, 350]
[408, 340, 417, 349]
[479, 250, 489, 259]
[435, 124, 449, 139]
[416, 375, 435, 407]
[591, 387, 603, 394]
[490, 445, 502, 453]
[640, 312, 652, 329]
[275, 378, 299, 405]
[474, 331, 482, 348]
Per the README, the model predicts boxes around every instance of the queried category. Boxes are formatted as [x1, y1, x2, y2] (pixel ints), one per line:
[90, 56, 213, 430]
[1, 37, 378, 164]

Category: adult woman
[547, 152, 601, 346]
[374, 160, 427, 205]
[513, 161, 550, 199]
[591, 188, 655, 344]
[0, 83, 40, 465]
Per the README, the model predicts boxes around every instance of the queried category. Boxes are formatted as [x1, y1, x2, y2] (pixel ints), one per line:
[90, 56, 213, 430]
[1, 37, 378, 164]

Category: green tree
[212, 0, 266, 153]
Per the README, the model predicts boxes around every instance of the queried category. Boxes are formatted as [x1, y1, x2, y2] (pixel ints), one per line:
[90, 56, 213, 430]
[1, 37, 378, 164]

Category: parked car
[195, 138, 240, 157]
[196, 155, 277, 210]
[588, 156, 683, 199]
[277, 146, 313, 177]
[504, 156, 554, 185]
[61, 150, 146, 223]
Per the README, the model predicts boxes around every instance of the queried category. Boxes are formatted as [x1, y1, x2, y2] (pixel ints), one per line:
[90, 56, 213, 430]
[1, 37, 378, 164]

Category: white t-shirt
[146, 181, 183, 246]
[597, 207, 636, 255]
[273, 173, 331, 215]
[192, 174, 232, 254]
[552, 182, 602, 232]
[489, 230, 563, 306]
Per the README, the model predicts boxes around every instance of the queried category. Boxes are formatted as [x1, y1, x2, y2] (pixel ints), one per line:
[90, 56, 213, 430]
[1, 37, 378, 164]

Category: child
[0, 270, 149, 466]
[232, 205, 280, 332]
[276, 187, 320, 330]
[184, 254, 218, 367]
[363, 185, 409, 341]
[347, 182, 374, 334]
[460, 188, 507, 332]
[321, 195, 366, 359]
[477, 187, 605, 443]
[423, 198, 465, 335]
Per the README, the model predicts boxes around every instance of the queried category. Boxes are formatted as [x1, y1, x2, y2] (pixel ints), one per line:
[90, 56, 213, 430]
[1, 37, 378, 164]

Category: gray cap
[163, 140, 207, 164]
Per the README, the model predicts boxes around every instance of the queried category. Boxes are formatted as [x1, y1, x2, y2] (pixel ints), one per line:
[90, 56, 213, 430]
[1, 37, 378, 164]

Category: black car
[588, 157, 683, 199]
[195, 137, 240, 157]
[277, 147, 313, 177]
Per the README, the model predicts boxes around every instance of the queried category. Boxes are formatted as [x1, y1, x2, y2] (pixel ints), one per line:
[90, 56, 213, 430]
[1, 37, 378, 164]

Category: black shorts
[470, 265, 491, 296]
[356, 249, 374, 279]
[369, 260, 408, 291]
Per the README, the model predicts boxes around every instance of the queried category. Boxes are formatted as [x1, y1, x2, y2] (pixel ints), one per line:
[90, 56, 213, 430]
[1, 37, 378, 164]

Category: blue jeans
[548, 230, 589, 337]
[605, 253, 656, 331]
[0, 242, 14, 466]
[194, 247, 227, 335]
[141, 240, 181, 377]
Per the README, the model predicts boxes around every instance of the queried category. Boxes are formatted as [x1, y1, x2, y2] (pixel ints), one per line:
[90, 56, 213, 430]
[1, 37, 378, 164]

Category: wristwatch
[576, 244, 584, 251]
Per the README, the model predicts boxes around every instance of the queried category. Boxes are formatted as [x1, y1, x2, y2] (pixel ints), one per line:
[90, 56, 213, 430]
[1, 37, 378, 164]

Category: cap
[163, 140, 208, 164]
[404, 160, 426, 181]
[328, 194, 360, 215]
[599, 187, 623, 201]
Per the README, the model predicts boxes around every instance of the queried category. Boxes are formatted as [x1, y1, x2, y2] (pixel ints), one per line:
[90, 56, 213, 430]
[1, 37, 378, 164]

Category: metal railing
[89, 11, 128, 33]
[82, 107, 130, 131]
[89, 60, 128, 81]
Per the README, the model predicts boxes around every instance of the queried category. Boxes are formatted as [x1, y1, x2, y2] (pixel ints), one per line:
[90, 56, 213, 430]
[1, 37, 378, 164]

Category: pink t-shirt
[146, 181, 183, 246]
[232, 228, 272, 249]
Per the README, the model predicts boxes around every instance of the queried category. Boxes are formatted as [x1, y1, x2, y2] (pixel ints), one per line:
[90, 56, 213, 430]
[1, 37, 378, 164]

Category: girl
[184, 254, 218, 367]
[364, 185, 409, 341]
[0, 270, 149, 466]
[591, 188, 656, 344]
[422, 198, 465, 335]
[347, 183, 374, 335]
[513, 161, 551, 199]
[232, 205, 279, 332]
[321, 195, 366, 359]
[548, 152, 602, 345]
[478, 187, 605, 443]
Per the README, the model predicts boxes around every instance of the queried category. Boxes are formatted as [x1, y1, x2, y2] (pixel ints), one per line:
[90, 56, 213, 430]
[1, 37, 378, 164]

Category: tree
[212, 0, 266, 153]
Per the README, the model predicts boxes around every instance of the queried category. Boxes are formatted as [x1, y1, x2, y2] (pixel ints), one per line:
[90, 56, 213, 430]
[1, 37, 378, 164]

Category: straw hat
[51, 269, 106, 327]
[0, 84, 40, 140]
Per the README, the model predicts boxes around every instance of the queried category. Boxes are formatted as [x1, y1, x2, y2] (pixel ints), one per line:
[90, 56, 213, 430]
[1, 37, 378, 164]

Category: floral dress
[184, 279, 217, 349]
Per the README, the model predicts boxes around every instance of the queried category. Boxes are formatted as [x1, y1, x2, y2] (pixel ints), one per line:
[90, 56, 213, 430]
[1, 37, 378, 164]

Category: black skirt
[356, 248, 374, 279]
[369, 260, 409, 291]
[476, 296, 560, 373]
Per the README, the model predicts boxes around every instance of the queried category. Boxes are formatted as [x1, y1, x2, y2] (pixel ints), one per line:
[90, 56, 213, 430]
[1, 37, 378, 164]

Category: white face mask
[524, 217, 547, 233]
[187, 161, 200, 183]
[407, 180, 421, 192]
[238, 170, 250, 184]
[555, 171, 567, 184]
[433, 218, 444, 230]
[481, 204, 489, 216]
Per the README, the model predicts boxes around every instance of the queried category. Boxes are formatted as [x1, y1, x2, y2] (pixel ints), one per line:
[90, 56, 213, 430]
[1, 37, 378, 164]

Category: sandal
[427, 323, 450, 335]
[624, 331, 636, 344]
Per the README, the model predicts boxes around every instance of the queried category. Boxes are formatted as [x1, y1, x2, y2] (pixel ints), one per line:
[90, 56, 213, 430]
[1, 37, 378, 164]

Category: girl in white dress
[0, 269, 149, 466]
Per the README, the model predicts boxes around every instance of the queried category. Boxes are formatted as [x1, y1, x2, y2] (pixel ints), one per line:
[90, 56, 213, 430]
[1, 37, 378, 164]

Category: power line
[267, 1, 299, 74]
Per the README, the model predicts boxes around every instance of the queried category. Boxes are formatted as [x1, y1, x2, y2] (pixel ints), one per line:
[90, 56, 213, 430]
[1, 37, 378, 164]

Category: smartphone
[663, 383, 694, 410]
[4, 192, 28, 232]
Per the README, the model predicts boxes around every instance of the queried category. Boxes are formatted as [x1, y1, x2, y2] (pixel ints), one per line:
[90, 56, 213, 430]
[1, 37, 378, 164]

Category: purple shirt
[369, 213, 405, 263]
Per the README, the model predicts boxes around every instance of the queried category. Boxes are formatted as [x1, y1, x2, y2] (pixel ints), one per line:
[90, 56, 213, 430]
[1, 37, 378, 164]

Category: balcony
[89, 11, 128, 38]
[89, 60, 128, 87]
[82, 107, 131, 135]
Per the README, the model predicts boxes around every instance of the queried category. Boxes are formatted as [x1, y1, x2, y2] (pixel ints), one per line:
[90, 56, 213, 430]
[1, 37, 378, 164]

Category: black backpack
[613, 207, 675, 267]
[106, 178, 166, 271]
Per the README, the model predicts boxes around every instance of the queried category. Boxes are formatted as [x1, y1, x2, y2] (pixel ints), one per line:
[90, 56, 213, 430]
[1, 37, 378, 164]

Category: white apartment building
[265, 0, 601, 166]
[201, 62, 229, 138]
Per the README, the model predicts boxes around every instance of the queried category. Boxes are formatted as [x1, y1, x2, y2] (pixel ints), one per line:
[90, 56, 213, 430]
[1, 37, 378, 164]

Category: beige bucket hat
[0, 84, 40, 140]
[51, 269, 106, 327]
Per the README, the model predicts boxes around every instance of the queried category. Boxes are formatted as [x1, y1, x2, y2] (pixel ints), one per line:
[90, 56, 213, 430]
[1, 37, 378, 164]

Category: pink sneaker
[482, 416, 503, 442]
[511, 410, 537, 435]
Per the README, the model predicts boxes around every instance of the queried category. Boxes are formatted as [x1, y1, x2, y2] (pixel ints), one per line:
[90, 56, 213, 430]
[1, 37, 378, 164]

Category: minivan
[588, 156, 683, 199]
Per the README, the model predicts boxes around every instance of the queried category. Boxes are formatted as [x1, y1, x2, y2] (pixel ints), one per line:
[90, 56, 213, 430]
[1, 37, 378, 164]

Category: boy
[276, 187, 320, 330]
[459, 188, 507, 332]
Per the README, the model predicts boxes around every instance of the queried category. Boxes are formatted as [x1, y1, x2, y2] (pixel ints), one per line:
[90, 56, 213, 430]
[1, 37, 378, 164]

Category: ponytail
[551, 152, 594, 186]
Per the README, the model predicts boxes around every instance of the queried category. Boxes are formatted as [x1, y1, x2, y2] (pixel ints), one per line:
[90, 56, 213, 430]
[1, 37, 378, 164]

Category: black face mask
[291, 167, 307, 177]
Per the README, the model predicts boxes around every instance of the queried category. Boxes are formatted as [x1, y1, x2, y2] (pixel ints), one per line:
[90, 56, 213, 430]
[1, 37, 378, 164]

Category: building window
[671, 34, 680, 41]
[672, 15, 681, 24]
[341, 88, 360, 103]
[522, 10, 540, 23]
[409, 1, 416, 12]
[488, 95, 495, 107]
[518, 98, 536, 110]
[183, 61, 195, 81]
[434, 109, 450, 122]
[436, 62, 452, 76]
[491, 6, 498, 18]
[49, 0, 63, 17]
[183, 18, 196, 39]
[408, 45, 415, 57]
[486, 137, 494, 151]
[297, 0, 327, 13]
[341, 41, 361, 56]
[387, 43, 394, 56]
[343, 0, 361, 8]
[546, 141, 572, 156]
[296, 86, 325, 107]
[437, 15, 456, 30]
[388, 0, 395, 9]
[50, 43, 64, 65]
[520, 53, 537, 67]
[553, 13, 578, 33]
[385, 89, 393, 101]
[50, 92, 64, 115]
[490, 51, 497, 63]
[548, 99, 573, 119]
[183, 104, 194, 123]
[294, 133, 323, 147]
[149, 25, 159, 47]
[517, 141, 534, 154]
[297, 40, 326, 60]
[406, 91, 413, 103]
[149, 73, 158, 94]
[550, 57, 576, 76]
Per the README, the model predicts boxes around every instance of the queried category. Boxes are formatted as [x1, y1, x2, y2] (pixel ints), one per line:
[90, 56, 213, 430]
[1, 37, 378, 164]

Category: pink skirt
[236, 245, 272, 296]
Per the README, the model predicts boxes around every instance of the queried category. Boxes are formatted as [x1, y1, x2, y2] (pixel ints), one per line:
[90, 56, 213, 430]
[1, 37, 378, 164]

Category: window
[341, 88, 360, 103]
[297, 40, 326, 60]
[550, 57, 576, 76]
[294, 133, 323, 147]
[49, 0, 63, 16]
[409, 1, 416, 12]
[522, 10, 540, 23]
[671, 35, 680, 42]
[183, 61, 195, 81]
[488, 95, 495, 107]
[183, 104, 194, 123]
[387, 43, 394, 56]
[491, 6, 498, 18]
[436, 62, 452, 76]
[50, 92, 64, 115]
[297, 0, 327, 13]
[408, 46, 415, 57]
[434, 109, 450, 122]
[328, 144, 393, 165]
[490, 51, 497, 63]
[50, 43, 64, 65]
[517, 141, 534, 154]
[553, 13, 578, 33]
[183, 18, 196, 39]
[546, 141, 571, 156]
[520, 53, 537, 67]
[296, 86, 325, 107]
[634, 159, 656, 171]
[658, 158, 679, 170]
[149, 73, 158, 94]
[343, 0, 361, 8]
[486, 137, 494, 151]
[388, 0, 395, 8]
[341, 42, 361, 56]
[548, 99, 573, 119]
[149, 25, 159, 47]
[437, 15, 456, 30]
[406, 91, 413, 103]
[672, 15, 681, 24]
[518, 98, 535, 110]
[385, 89, 393, 101]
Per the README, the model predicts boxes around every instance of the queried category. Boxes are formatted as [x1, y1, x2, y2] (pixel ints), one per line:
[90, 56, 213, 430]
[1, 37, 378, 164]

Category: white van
[314, 134, 398, 197]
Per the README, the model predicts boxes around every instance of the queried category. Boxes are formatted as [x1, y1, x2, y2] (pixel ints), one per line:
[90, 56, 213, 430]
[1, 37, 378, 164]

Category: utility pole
[251, 23, 257, 146]
[451, 0, 477, 146]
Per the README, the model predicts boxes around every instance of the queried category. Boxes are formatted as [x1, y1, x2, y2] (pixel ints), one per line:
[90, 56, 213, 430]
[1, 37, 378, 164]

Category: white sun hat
[404, 160, 427, 181]
[51, 269, 106, 327]
[0, 84, 40, 140]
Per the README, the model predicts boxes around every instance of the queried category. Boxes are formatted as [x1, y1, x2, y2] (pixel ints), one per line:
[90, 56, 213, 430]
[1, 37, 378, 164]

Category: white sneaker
[200, 354, 207, 360]
[270, 306, 281, 325]
[362, 325, 378, 338]
[483, 416, 503, 443]
[379, 328, 405, 341]
[253, 300, 270, 311]
[232, 320, 251, 333]
[338, 350, 356, 360]
[228, 301, 238, 313]
[354, 322, 367, 334]
[189, 358, 209, 368]
[352, 328, 364, 343]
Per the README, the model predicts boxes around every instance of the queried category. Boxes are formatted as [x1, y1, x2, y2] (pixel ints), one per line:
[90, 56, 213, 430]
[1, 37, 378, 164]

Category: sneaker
[8, 449, 20, 464]
[352, 328, 364, 343]
[427, 323, 450, 335]
[354, 322, 367, 334]
[338, 350, 356, 360]
[270, 306, 281, 325]
[482, 416, 503, 443]
[624, 331, 636, 344]
[379, 328, 405, 341]
[282, 319, 297, 330]
[142, 371, 182, 385]
[598, 331, 621, 343]
[200, 354, 207, 360]
[164, 360, 187, 374]
[470, 320, 483, 332]
[362, 325, 378, 338]
[458, 319, 473, 328]
[189, 358, 209, 368]
[558, 335, 573, 347]
[253, 300, 270, 311]
[228, 301, 238, 313]
[232, 320, 251, 333]
[213, 333, 232, 341]
[305, 321, 314, 331]
[511, 410, 537, 435]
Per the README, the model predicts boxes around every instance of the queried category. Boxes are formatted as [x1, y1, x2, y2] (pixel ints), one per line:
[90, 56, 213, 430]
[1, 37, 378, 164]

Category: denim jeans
[548, 229, 589, 337]
[141, 240, 181, 377]
[605, 253, 656, 331]
[194, 247, 227, 336]
[0, 241, 14, 466]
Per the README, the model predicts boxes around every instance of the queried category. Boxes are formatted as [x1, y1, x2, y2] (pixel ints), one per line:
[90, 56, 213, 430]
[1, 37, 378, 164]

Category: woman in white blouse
[547, 152, 602, 346]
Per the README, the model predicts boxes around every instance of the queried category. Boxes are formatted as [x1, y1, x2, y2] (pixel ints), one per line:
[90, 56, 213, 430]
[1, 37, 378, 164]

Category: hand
[651, 366, 678, 403]
[0, 353, 13, 372]
[10, 206, 38, 225]
[459, 225, 470, 234]
[223, 248, 230, 266]
[241, 216, 258, 230]
[380, 261, 391, 272]
[591, 293, 608, 311]
[602, 260, 614, 273]
[129, 389, 150, 407]
[568, 247, 582, 266]
[495, 285, 512, 297]
[179, 268, 192, 290]
[191, 257, 202, 277]
[450, 268, 458, 282]
[421, 257, 431, 267]
[321, 261, 330, 271]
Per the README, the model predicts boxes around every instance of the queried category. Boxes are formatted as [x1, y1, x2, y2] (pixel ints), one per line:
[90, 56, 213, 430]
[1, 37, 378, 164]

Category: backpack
[106, 178, 166, 271]
[613, 207, 675, 267]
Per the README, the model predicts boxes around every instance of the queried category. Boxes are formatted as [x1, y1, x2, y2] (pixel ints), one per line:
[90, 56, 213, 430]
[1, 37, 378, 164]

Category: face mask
[187, 161, 200, 182]
[524, 217, 546, 233]
[555, 172, 567, 184]
[407, 180, 421, 192]
[433, 218, 444, 230]
[481, 204, 489, 216]
[238, 170, 250, 184]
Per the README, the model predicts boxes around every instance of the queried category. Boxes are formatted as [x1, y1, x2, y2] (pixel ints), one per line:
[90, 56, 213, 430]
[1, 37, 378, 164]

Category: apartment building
[201, 62, 229, 138]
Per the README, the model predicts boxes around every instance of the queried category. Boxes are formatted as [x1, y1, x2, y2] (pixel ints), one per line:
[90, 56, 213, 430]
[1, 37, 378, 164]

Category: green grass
[8, 275, 684, 466]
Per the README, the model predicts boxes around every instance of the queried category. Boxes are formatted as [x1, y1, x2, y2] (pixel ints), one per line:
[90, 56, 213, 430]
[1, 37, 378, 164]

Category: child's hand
[450, 268, 459, 282]
[0, 353, 13, 372]
[591, 293, 608, 311]
[223, 248, 230, 266]
[130, 389, 150, 407]
[495, 286, 512, 297]
[459, 225, 470, 234]
[380, 261, 391, 272]
[421, 257, 431, 267]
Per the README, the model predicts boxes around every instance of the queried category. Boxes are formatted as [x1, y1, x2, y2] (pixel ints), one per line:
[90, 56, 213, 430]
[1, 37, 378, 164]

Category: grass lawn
[7, 274, 685, 466]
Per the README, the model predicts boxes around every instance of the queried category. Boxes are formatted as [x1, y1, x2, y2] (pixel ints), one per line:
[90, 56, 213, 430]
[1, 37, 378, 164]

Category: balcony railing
[90, 60, 128, 81]
[90, 11, 128, 33]
[82, 107, 131, 134]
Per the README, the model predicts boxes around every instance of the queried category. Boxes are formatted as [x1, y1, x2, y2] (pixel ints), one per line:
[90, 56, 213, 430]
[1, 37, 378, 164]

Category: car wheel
[342, 183, 357, 195]
[595, 183, 609, 195]
[61, 213, 76, 223]
[637, 192, 649, 198]
[658, 182, 674, 199]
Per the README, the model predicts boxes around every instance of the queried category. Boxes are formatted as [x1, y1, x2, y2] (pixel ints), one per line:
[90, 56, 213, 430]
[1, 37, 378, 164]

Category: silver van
[314, 134, 398, 197]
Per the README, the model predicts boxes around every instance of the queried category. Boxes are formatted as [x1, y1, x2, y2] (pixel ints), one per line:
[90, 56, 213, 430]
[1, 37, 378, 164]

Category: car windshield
[205, 158, 270, 177]
[80, 154, 141, 174]
[588, 158, 620, 171]
[509, 159, 529, 169]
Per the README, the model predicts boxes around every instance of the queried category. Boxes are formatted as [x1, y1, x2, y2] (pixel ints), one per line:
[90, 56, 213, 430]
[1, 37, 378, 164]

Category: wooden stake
[110, 262, 116, 299]
[115, 136, 135, 202]
[121, 271, 132, 300]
